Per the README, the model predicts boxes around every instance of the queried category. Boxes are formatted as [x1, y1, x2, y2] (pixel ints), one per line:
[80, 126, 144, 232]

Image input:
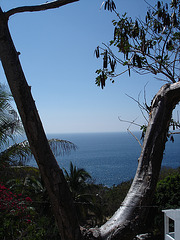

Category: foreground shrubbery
[1, 167, 59, 240]
[1, 165, 180, 239]
[0, 183, 32, 239]
[150, 167, 180, 239]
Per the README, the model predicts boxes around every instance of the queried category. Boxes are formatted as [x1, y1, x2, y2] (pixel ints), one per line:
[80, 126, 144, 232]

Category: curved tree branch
[5, 0, 79, 19]
[84, 82, 180, 239]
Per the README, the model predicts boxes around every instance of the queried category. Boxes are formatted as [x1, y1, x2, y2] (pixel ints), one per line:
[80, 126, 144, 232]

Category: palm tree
[0, 84, 76, 169]
[64, 161, 92, 197]
[0, 84, 26, 168]
[64, 162, 101, 224]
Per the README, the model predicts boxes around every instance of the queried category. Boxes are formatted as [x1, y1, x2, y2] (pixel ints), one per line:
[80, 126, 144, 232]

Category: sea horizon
[25, 131, 180, 187]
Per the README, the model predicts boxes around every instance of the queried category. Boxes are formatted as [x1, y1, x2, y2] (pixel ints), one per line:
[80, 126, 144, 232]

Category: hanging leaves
[133, 54, 142, 68]
[100, 71, 106, 89]
[95, 69, 107, 89]
[95, 0, 179, 87]
[157, 1, 161, 9]
[132, 20, 139, 38]
[170, 135, 174, 142]
[137, 55, 142, 68]
[103, 50, 108, 69]
[171, 0, 178, 8]
[114, 27, 118, 41]
[171, 12, 178, 26]
[104, 0, 116, 12]
[128, 65, 130, 77]
[146, 10, 151, 23]
[109, 57, 116, 72]
[94, 46, 100, 58]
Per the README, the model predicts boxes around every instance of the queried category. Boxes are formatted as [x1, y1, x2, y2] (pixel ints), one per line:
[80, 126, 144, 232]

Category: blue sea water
[29, 132, 180, 187]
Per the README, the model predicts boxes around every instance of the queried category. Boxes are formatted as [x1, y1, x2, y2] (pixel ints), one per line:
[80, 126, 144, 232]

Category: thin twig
[119, 115, 143, 148]
[127, 126, 142, 149]
[125, 94, 148, 112]
[118, 116, 141, 127]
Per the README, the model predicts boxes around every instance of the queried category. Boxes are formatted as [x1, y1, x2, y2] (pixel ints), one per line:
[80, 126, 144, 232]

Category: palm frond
[0, 85, 24, 147]
[48, 138, 77, 157]
[0, 140, 31, 166]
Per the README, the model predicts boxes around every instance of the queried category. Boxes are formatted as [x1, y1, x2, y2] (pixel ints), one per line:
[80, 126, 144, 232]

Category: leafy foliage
[64, 162, 98, 224]
[145, 167, 180, 238]
[0, 84, 32, 170]
[1, 162, 180, 239]
[64, 161, 92, 196]
[95, 0, 180, 88]
[1, 167, 59, 240]
[0, 85, 77, 238]
[0, 183, 33, 239]
[0, 84, 23, 147]
[48, 138, 77, 157]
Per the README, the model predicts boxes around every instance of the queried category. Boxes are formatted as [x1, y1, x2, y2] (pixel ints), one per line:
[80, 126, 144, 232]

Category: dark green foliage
[146, 167, 180, 238]
[64, 161, 92, 198]
[155, 173, 180, 208]
[104, 0, 116, 12]
[1, 167, 60, 240]
[95, 0, 180, 87]
[1, 163, 180, 239]
[0, 85, 23, 146]
[63, 162, 132, 225]
[63, 162, 104, 225]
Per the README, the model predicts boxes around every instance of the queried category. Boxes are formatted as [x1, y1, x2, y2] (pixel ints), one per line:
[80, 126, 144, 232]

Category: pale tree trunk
[83, 82, 180, 240]
[0, 8, 81, 240]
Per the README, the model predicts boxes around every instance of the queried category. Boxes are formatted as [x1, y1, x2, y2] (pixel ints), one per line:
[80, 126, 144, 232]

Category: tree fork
[0, 8, 81, 240]
[83, 82, 180, 239]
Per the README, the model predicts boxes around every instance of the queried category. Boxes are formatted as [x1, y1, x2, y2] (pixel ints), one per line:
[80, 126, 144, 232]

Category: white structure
[162, 209, 180, 240]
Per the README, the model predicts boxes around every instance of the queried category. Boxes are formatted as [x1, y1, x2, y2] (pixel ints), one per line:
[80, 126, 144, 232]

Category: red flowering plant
[0, 182, 33, 239]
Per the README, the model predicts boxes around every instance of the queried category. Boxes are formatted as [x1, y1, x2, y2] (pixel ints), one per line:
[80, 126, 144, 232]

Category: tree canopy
[95, 0, 180, 89]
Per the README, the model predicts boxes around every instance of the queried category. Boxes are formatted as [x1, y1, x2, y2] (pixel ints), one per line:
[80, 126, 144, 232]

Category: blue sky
[0, 0, 172, 133]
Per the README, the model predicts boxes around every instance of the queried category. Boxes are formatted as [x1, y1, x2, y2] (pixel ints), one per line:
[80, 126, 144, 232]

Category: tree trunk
[0, 9, 81, 240]
[83, 82, 180, 240]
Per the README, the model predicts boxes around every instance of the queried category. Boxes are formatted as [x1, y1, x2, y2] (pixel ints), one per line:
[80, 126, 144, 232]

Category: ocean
[29, 132, 180, 187]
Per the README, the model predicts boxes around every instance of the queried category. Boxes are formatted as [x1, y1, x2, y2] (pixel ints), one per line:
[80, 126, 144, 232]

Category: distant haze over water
[29, 132, 180, 187]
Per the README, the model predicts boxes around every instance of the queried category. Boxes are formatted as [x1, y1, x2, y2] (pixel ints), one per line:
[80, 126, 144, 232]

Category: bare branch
[168, 131, 180, 136]
[118, 116, 142, 127]
[127, 117, 143, 148]
[5, 0, 79, 18]
[154, 76, 172, 83]
[143, 0, 156, 11]
[127, 128, 142, 149]
[118, 116, 143, 148]
[140, 87, 149, 122]
[125, 93, 148, 113]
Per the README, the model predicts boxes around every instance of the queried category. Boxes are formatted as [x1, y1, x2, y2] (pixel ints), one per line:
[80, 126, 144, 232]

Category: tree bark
[0, 8, 81, 240]
[6, 0, 79, 18]
[83, 82, 180, 240]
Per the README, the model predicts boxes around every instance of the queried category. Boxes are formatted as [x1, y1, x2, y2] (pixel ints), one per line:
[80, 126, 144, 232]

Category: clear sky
[0, 0, 173, 134]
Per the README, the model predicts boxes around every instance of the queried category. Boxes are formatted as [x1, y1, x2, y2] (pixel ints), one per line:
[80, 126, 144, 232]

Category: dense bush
[1, 168, 59, 240]
[0, 183, 33, 239]
[1, 165, 179, 239]
[151, 169, 180, 238]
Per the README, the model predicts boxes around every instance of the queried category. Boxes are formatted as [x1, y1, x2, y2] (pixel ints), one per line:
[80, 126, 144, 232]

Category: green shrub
[148, 170, 180, 238]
